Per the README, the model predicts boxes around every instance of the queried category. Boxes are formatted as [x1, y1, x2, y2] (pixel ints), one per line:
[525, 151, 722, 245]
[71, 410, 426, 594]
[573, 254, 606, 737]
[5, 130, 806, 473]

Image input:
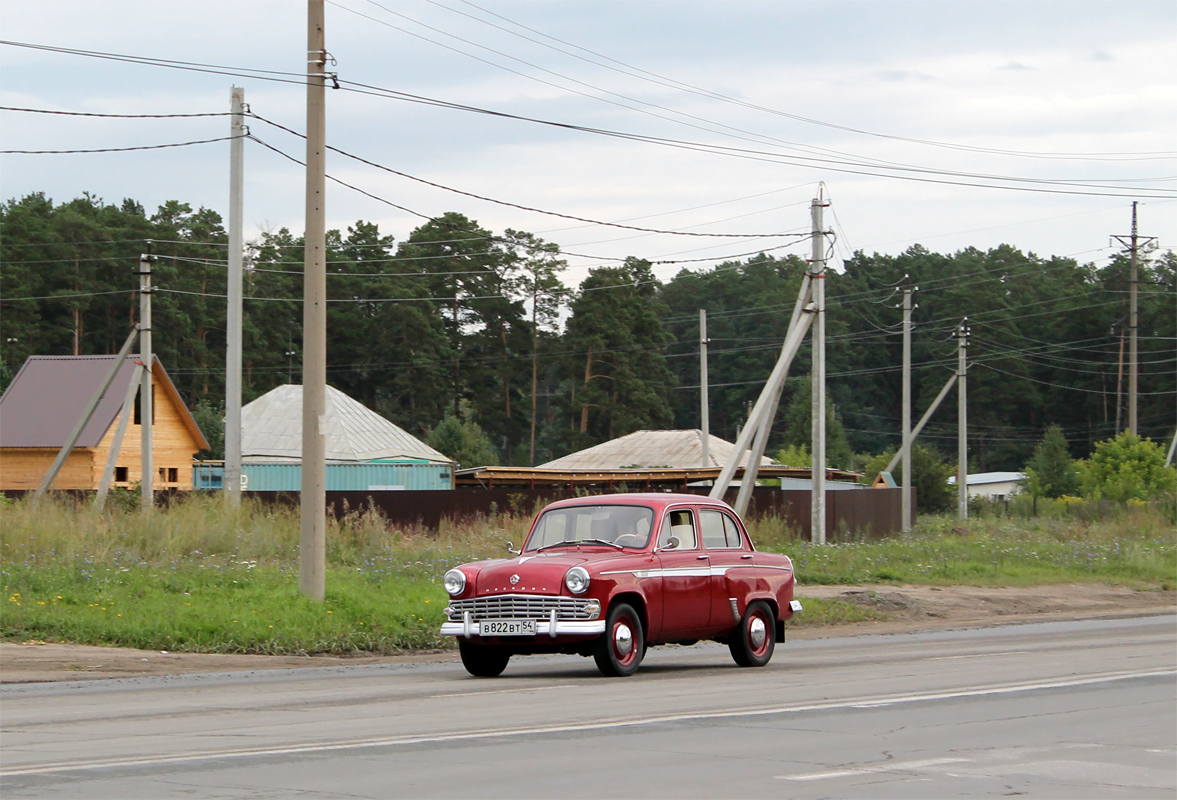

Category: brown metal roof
[0, 355, 208, 450]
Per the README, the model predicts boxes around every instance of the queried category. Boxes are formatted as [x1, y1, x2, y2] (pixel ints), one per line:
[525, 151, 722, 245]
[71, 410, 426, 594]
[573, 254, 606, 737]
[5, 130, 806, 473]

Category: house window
[115, 466, 128, 483]
[132, 385, 156, 425]
[168, 468, 179, 483]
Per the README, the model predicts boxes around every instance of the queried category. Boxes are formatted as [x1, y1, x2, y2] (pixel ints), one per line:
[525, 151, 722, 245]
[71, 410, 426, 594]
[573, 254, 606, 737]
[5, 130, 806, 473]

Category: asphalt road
[2, 615, 1174, 799]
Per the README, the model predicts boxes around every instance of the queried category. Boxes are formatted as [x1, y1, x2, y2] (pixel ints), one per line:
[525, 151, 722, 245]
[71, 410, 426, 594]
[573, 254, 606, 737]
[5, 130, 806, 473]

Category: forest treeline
[2, 192, 1174, 471]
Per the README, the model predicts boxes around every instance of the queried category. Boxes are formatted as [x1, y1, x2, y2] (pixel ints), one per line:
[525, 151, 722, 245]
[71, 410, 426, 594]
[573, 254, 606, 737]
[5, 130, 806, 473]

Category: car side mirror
[660, 536, 680, 551]
[506, 541, 520, 555]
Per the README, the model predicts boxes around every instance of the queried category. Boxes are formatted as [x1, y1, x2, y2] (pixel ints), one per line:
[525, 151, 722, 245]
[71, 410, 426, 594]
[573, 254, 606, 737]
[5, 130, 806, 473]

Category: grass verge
[1, 494, 1172, 654]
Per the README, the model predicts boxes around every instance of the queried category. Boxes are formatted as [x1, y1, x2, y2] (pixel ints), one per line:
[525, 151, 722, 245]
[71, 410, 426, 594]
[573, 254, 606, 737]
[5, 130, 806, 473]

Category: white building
[948, 471, 1026, 500]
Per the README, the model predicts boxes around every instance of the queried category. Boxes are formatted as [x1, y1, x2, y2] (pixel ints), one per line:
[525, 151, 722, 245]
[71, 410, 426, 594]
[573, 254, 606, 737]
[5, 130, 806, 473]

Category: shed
[948, 471, 1026, 500]
[0, 354, 208, 491]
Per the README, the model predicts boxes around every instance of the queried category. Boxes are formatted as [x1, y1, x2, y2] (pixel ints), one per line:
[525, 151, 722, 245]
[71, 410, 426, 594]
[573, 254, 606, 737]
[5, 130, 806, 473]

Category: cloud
[1089, 49, 1114, 62]
[999, 62, 1036, 71]
[870, 69, 935, 83]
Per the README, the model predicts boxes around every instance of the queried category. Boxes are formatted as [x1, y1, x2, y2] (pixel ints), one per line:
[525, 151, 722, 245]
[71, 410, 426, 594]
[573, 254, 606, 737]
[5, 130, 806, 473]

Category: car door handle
[740, 554, 754, 559]
[696, 554, 709, 560]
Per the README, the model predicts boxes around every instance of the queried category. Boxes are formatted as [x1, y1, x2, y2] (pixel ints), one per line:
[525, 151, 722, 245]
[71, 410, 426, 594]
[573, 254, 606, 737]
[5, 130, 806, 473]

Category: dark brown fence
[3, 486, 909, 541]
[244, 486, 906, 542]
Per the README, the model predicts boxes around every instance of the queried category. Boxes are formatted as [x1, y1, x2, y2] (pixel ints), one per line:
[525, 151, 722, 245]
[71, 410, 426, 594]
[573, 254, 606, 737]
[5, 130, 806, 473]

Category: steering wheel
[614, 534, 642, 548]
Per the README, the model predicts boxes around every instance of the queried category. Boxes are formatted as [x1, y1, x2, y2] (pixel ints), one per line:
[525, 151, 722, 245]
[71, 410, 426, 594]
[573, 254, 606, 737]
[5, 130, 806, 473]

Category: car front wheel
[459, 642, 510, 677]
[729, 600, 776, 667]
[594, 602, 644, 677]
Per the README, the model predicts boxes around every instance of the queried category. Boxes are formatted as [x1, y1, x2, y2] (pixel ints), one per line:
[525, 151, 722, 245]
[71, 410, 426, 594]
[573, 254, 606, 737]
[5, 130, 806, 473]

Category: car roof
[540, 493, 735, 513]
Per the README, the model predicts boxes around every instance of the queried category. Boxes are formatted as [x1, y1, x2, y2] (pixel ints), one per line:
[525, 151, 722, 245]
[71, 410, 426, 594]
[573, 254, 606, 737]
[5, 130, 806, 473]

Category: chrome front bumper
[440, 619, 607, 638]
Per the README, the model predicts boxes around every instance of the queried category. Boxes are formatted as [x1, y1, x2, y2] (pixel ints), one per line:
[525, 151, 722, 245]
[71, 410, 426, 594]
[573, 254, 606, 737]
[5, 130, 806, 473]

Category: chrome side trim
[439, 620, 606, 637]
[729, 597, 741, 623]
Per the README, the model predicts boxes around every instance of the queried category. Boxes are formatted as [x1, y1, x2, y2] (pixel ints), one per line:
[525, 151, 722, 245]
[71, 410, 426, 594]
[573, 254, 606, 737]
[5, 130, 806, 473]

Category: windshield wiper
[580, 538, 624, 550]
[533, 541, 580, 553]
[532, 538, 624, 552]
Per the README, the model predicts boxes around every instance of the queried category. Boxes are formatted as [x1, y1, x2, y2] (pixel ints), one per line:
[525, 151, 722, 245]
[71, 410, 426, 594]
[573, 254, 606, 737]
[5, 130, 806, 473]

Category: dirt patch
[2, 583, 1173, 683]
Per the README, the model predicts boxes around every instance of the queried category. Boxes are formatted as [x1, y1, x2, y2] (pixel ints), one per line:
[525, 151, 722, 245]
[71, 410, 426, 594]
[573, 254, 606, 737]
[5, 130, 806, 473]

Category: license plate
[479, 619, 537, 636]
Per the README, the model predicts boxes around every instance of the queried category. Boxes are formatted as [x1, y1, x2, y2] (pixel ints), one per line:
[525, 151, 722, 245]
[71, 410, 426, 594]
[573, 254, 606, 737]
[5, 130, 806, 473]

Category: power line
[437, 0, 1177, 163]
[249, 113, 806, 239]
[0, 134, 242, 155]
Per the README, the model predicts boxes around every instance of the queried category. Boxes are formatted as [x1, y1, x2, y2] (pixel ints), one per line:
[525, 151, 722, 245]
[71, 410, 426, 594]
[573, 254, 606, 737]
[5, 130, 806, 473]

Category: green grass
[1, 493, 1173, 654]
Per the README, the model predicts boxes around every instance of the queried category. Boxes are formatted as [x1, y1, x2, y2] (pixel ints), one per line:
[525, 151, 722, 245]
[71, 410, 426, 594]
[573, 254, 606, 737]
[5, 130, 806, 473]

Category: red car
[440, 493, 801, 677]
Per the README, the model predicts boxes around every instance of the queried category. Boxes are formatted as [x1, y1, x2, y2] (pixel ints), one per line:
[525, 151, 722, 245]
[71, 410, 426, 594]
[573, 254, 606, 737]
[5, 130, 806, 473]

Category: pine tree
[1025, 425, 1080, 499]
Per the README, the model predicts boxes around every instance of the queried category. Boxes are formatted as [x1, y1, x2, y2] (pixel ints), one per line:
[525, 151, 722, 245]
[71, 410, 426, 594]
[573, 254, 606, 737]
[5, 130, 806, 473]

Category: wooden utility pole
[699, 309, 710, 467]
[301, 0, 328, 601]
[225, 86, 245, 505]
[139, 252, 155, 509]
[810, 194, 828, 545]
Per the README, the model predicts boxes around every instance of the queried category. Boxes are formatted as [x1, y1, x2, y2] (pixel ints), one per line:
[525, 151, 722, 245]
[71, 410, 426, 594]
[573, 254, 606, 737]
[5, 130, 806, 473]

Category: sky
[2, 0, 1175, 287]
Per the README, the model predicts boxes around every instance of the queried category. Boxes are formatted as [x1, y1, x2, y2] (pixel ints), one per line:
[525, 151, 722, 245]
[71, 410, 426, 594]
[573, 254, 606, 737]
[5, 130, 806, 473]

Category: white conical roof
[538, 429, 773, 470]
[241, 384, 453, 464]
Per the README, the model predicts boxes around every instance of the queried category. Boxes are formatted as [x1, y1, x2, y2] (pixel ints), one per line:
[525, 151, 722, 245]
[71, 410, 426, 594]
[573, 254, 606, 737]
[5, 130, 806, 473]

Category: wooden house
[0, 355, 208, 491]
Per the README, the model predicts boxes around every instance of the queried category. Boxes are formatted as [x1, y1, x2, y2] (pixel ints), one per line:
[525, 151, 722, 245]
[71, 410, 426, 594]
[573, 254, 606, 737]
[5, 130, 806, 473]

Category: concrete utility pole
[711, 273, 814, 508]
[810, 195, 828, 545]
[96, 362, 144, 508]
[139, 252, 156, 509]
[225, 86, 245, 506]
[301, 0, 328, 601]
[699, 309, 710, 468]
[956, 318, 969, 521]
[901, 284, 913, 532]
[1112, 202, 1156, 437]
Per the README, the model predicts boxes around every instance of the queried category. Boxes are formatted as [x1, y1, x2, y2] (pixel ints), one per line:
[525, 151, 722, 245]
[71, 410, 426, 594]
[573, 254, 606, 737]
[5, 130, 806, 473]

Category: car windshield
[525, 504, 655, 552]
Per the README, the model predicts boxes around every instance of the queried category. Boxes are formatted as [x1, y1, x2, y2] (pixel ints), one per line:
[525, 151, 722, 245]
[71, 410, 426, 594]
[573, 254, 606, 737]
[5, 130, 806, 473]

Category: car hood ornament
[510, 573, 520, 585]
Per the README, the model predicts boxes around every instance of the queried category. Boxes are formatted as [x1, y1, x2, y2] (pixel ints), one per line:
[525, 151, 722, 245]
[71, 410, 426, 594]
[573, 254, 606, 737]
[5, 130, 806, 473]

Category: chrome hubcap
[615, 623, 633, 655]
[749, 617, 767, 649]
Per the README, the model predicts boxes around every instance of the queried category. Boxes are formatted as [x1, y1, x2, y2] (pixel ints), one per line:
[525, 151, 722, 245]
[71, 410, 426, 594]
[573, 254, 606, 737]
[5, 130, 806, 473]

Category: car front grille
[446, 594, 596, 622]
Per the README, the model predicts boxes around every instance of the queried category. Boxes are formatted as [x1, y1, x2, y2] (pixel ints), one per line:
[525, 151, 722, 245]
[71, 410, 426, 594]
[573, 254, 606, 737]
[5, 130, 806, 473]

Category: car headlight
[443, 569, 467, 596]
[564, 566, 590, 595]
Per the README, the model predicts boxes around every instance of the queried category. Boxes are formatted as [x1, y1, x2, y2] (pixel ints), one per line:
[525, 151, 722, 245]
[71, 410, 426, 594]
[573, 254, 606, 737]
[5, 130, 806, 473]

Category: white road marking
[780, 757, 969, 781]
[2, 668, 1171, 778]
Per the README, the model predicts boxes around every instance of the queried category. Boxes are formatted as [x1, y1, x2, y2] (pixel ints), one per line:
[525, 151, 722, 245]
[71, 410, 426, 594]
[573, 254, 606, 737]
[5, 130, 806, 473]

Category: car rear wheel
[729, 600, 775, 667]
[459, 642, 510, 677]
[594, 602, 644, 677]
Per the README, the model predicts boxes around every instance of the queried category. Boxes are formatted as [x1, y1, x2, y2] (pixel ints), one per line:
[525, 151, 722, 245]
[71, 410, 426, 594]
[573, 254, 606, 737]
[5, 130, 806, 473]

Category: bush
[1078, 432, 1177, 503]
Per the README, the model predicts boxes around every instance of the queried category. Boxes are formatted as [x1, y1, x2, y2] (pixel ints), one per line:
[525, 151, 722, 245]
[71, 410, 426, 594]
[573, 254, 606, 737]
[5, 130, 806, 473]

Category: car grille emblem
[510, 574, 520, 585]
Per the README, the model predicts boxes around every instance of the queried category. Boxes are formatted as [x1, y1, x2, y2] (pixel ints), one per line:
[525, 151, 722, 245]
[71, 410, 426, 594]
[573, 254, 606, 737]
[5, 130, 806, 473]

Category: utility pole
[699, 309, 710, 468]
[301, 0, 328, 601]
[901, 283, 913, 532]
[810, 194, 828, 545]
[139, 251, 156, 509]
[1112, 202, 1156, 436]
[225, 86, 245, 506]
[956, 318, 969, 521]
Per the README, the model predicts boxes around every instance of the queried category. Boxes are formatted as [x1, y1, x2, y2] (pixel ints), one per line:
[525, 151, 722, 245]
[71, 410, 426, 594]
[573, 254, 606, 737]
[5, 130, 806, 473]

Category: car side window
[660, 509, 697, 550]
[700, 509, 727, 548]
[701, 509, 743, 548]
[721, 514, 744, 548]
